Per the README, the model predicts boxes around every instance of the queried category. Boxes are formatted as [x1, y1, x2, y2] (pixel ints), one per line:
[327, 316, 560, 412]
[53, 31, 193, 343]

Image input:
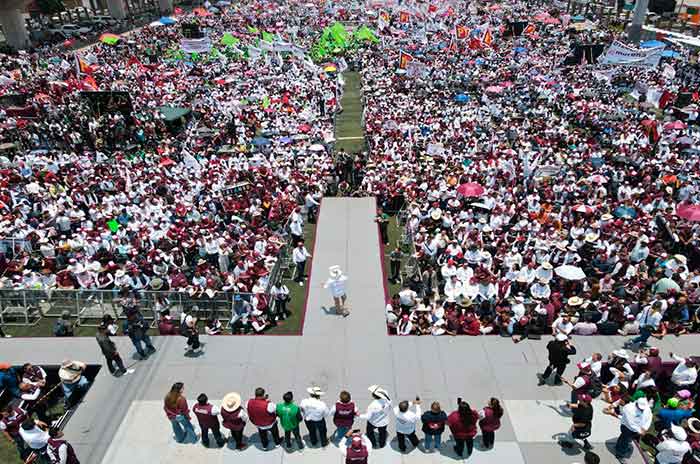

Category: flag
[456, 25, 469, 40]
[482, 29, 493, 46]
[174, 6, 183, 14]
[468, 37, 482, 50]
[523, 23, 536, 35]
[399, 11, 410, 23]
[428, 4, 437, 13]
[126, 56, 142, 68]
[82, 75, 98, 91]
[378, 10, 390, 30]
[398, 51, 413, 69]
[75, 54, 95, 74]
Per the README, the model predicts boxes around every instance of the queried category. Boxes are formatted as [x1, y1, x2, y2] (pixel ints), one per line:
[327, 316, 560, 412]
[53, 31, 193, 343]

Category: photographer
[122, 305, 156, 360]
[339, 429, 372, 463]
[538, 333, 577, 386]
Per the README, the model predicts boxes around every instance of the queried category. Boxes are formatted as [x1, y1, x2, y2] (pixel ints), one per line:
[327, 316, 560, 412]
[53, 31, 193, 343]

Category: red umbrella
[159, 157, 175, 167]
[457, 183, 485, 197]
[640, 119, 656, 127]
[664, 121, 687, 130]
[572, 204, 595, 214]
[677, 204, 700, 222]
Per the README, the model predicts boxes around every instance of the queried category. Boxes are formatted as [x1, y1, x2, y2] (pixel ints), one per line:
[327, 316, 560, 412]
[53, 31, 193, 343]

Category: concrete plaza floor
[3, 198, 695, 463]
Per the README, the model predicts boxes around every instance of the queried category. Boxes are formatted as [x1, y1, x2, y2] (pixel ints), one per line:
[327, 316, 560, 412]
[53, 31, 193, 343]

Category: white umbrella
[554, 265, 587, 281]
[309, 144, 325, 152]
[149, 21, 165, 27]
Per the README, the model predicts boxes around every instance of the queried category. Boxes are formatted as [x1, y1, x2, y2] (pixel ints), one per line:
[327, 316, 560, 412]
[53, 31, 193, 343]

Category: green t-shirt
[276, 402, 301, 431]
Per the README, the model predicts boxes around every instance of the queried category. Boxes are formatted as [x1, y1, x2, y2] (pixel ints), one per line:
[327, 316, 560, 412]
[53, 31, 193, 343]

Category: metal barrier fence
[0, 288, 257, 328]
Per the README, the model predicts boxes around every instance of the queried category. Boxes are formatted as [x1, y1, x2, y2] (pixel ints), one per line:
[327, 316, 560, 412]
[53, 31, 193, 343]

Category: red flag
[468, 37, 482, 50]
[76, 55, 95, 74]
[399, 11, 410, 23]
[455, 25, 469, 40]
[174, 6, 183, 14]
[482, 29, 493, 46]
[428, 4, 437, 13]
[127, 56, 142, 68]
[398, 51, 413, 69]
[82, 75, 98, 91]
[523, 23, 536, 35]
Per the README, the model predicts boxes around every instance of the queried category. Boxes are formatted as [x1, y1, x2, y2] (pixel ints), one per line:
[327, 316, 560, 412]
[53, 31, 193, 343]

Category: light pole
[628, 0, 649, 44]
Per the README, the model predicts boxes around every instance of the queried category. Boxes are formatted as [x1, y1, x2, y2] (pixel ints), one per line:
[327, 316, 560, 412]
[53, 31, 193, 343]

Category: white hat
[671, 424, 687, 441]
[221, 392, 242, 412]
[568, 296, 583, 307]
[115, 269, 125, 278]
[612, 349, 629, 360]
[584, 233, 599, 243]
[542, 262, 553, 270]
[367, 385, 390, 401]
[306, 386, 325, 396]
[430, 209, 442, 220]
[329, 265, 342, 277]
[555, 333, 568, 341]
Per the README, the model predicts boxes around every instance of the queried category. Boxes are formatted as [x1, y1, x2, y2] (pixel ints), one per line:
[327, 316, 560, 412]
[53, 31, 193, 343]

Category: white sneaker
[299, 282, 304, 287]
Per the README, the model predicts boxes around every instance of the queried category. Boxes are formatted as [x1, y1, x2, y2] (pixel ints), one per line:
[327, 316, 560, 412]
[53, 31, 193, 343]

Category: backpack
[589, 375, 603, 398]
[53, 320, 66, 337]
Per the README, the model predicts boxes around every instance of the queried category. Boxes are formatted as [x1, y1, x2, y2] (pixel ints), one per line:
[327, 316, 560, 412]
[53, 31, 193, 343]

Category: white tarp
[599, 40, 665, 67]
[181, 37, 212, 54]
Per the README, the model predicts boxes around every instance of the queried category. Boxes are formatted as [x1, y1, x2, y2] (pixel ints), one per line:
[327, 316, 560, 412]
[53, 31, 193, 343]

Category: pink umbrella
[534, 13, 549, 21]
[485, 86, 503, 94]
[677, 204, 700, 222]
[457, 183, 485, 197]
[572, 204, 595, 214]
[589, 174, 607, 184]
[664, 121, 687, 130]
[543, 17, 561, 25]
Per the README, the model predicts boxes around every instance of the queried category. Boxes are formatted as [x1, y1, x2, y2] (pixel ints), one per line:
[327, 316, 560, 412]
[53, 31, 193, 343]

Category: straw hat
[584, 233, 599, 243]
[612, 349, 629, 360]
[306, 386, 325, 396]
[329, 265, 342, 277]
[368, 385, 390, 401]
[221, 392, 242, 412]
[430, 209, 442, 220]
[58, 361, 83, 384]
[567, 296, 583, 306]
[150, 278, 164, 290]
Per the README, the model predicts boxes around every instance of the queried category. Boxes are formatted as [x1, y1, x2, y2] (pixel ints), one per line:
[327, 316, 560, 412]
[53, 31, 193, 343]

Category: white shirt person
[324, 265, 349, 316]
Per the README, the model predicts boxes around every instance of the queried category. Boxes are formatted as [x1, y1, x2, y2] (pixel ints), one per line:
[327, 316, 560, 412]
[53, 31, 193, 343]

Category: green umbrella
[99, 33, 121, 45]
[106, 219, 120, 233]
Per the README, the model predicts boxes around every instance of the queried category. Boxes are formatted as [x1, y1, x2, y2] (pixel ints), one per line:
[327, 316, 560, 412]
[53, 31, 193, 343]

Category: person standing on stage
[559, 393, 594, 450]
[538, 333, 576, 386]
[447, 399, 479, 457]
[361, 385, 392, 449]
[247, 387, 281, 450]
[393, 397, 421, 453]
[220, 392, 247, 450]
[292, 241, 312, 287]
[276, 391, 304, 451]
[330, 390, 358, 443]
[300, 386, 330, 447]
[478, 397, 503, 449]
[192, 393, 226, 448]
[96, 323, 126, 377]
[324, 266, 349, 317]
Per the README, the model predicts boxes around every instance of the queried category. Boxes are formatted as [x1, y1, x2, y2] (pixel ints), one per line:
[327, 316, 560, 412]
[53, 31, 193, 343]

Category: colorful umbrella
[589, 174, 607, 184]
[572, 204, 595, 214]
[158, 16, 177, 25]
[99, 33, 120, 45]
[456, 183, 485, 197]
[677, 204, 700, 222]
[614, 205, 637, 219]
[324, 65, 337, 72]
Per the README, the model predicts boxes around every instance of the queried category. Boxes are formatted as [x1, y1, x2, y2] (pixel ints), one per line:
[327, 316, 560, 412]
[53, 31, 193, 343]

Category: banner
[81, 91, 132, 118]
[181, 23, 204, 39]
[599, 40, 665, 67]
[181, 37, 212, 54]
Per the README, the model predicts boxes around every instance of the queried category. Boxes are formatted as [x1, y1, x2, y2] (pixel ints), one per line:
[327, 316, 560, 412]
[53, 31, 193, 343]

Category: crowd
[0, 0, 347, 333]
[162, 382, 504, 459]
[366, 1, 700, 339]
[537, 338, 700, 464]
[1, 360, 88, 463]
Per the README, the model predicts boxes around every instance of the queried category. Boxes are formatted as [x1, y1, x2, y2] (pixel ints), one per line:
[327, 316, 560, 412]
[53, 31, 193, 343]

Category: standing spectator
[276, 391, 304, 451]
[624, 302, 662, 348]
[220, 392, 247, 450]
[300, 386, 329, 447]
[181, 311, 202, 356]
[19, 418, 49, 458]
[163, 382, 197, 444]
[192, 393, 226, 448]
[0, 363, 21, 398]
[324, 265, 349, 317]
[270, 281, 291, 321]
[361, 385, 392, 449]
[122, 307, 156, 359]
[447, 399, 479, 458]
[58, 360, 89, 409]
[46, 427, 80, 464]
[559, 394, 594, 450]
[330, 390, 358, 443]
[421, 401, 448, 451]
[614, 397, 652, 460]
[389, 247, 403, 284]
[669, 353, 698, 391]
[247, 387, 281, 450]
[53, 311, 75, 337]
[339, 430, 372, 463]
[375, 209, 390, 245]
[393, 397, 421, 453]
[95, 323, 126, 377]
[0, 403, 29, 460]
[655, 424, 691, 464]
[538, 334, 576, 386]
[478, 397, 503, 449]
[292, 241, 312, 286]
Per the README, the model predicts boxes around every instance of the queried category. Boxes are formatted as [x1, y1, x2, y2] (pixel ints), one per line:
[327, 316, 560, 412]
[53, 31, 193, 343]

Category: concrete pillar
[158, 0, 172, 15]
[107, 0, 127, 19]
[0, 7, 30, 50]
[628, 0, 649, 43]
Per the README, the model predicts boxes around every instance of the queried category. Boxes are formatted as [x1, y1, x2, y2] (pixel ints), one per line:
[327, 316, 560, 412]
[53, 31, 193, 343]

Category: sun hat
[671, 424, 688, 441]
[687, 417, 700, 434]
[367, 385, 390, 401]
[329, 265, 342, 277]
[430, 209, 442, 220]
[58, 361, 83, 384]
[150, 278, 164, 290]
[221, 392, 242, 412]
[306, 386, 325, 396]
[555, 333, 568, 341]
[612, 349, 629, 360]
[568, 296, 583, 306]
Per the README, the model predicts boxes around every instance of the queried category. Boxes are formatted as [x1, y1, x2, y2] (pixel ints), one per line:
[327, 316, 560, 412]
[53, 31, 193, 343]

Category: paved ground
[4, 198, 698, 463]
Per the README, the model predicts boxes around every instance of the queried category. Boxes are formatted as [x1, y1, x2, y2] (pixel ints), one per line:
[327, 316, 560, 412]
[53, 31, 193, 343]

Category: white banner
[181, 37, 212, 54]
[599, 40, 664, 67]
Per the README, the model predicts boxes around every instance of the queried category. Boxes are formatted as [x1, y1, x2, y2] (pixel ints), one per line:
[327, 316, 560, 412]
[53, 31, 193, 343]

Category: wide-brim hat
[567, 296, 583, 306]
[555, 333, 568, 341]
[542, 262, 553, 270]
[306, 386, 325, 396]
[430, 209, 442, 220]
[687, 417, 700, 434]
[59, 362, 82, 384]
[222, 392, 242, 412]
[150, 278, 164, 290]
[329, 265, 342, 277]
[584, 233, 599, 243]
[671, 424, 688, 441]
[612, 349, 629, 360]
[115, 269, 126, 278]
[367, 385, 390, 400]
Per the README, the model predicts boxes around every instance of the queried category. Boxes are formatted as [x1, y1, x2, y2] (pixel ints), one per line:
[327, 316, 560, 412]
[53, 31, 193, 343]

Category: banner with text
[599, 40, 665, 67]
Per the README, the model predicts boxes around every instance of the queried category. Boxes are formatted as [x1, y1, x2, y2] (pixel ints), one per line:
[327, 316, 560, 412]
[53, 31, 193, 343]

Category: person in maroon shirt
[478, 398, 503, 449]
[447, 399, 479, 457]
[163, 382, 197, 443]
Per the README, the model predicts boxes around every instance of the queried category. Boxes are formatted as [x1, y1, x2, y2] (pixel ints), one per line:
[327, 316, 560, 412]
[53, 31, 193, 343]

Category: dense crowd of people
[369, 2, 700, 340]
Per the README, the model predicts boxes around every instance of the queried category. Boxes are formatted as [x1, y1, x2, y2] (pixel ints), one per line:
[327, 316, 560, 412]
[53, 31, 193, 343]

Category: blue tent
[514, 47, 527, 53]
[640, 40, 664, 48]
[614, 206, 637, 219]
[158, 16, 177, 25]
[454, 94, 470, 103]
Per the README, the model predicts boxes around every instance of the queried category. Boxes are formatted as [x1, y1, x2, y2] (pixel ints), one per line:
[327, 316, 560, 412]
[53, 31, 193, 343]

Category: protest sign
[181, 37, 213, 54]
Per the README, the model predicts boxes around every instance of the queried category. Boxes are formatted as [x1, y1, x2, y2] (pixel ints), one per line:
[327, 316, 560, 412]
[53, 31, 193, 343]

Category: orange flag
[482, 29, 493, 46]
[456, 25, 469, 40]
[398, 51, 413, 69]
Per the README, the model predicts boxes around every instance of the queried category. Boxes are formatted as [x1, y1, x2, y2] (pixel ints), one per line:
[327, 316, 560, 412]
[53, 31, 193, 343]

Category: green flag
[247, 25, 259, 34]
[262, 31, 275, 43]
[355, 26, 379, 43]
[261, 95, 271, 109]
[107, 219, 120, 233]
[191, 52, 200, 62]
[220, 32, 239, 46]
